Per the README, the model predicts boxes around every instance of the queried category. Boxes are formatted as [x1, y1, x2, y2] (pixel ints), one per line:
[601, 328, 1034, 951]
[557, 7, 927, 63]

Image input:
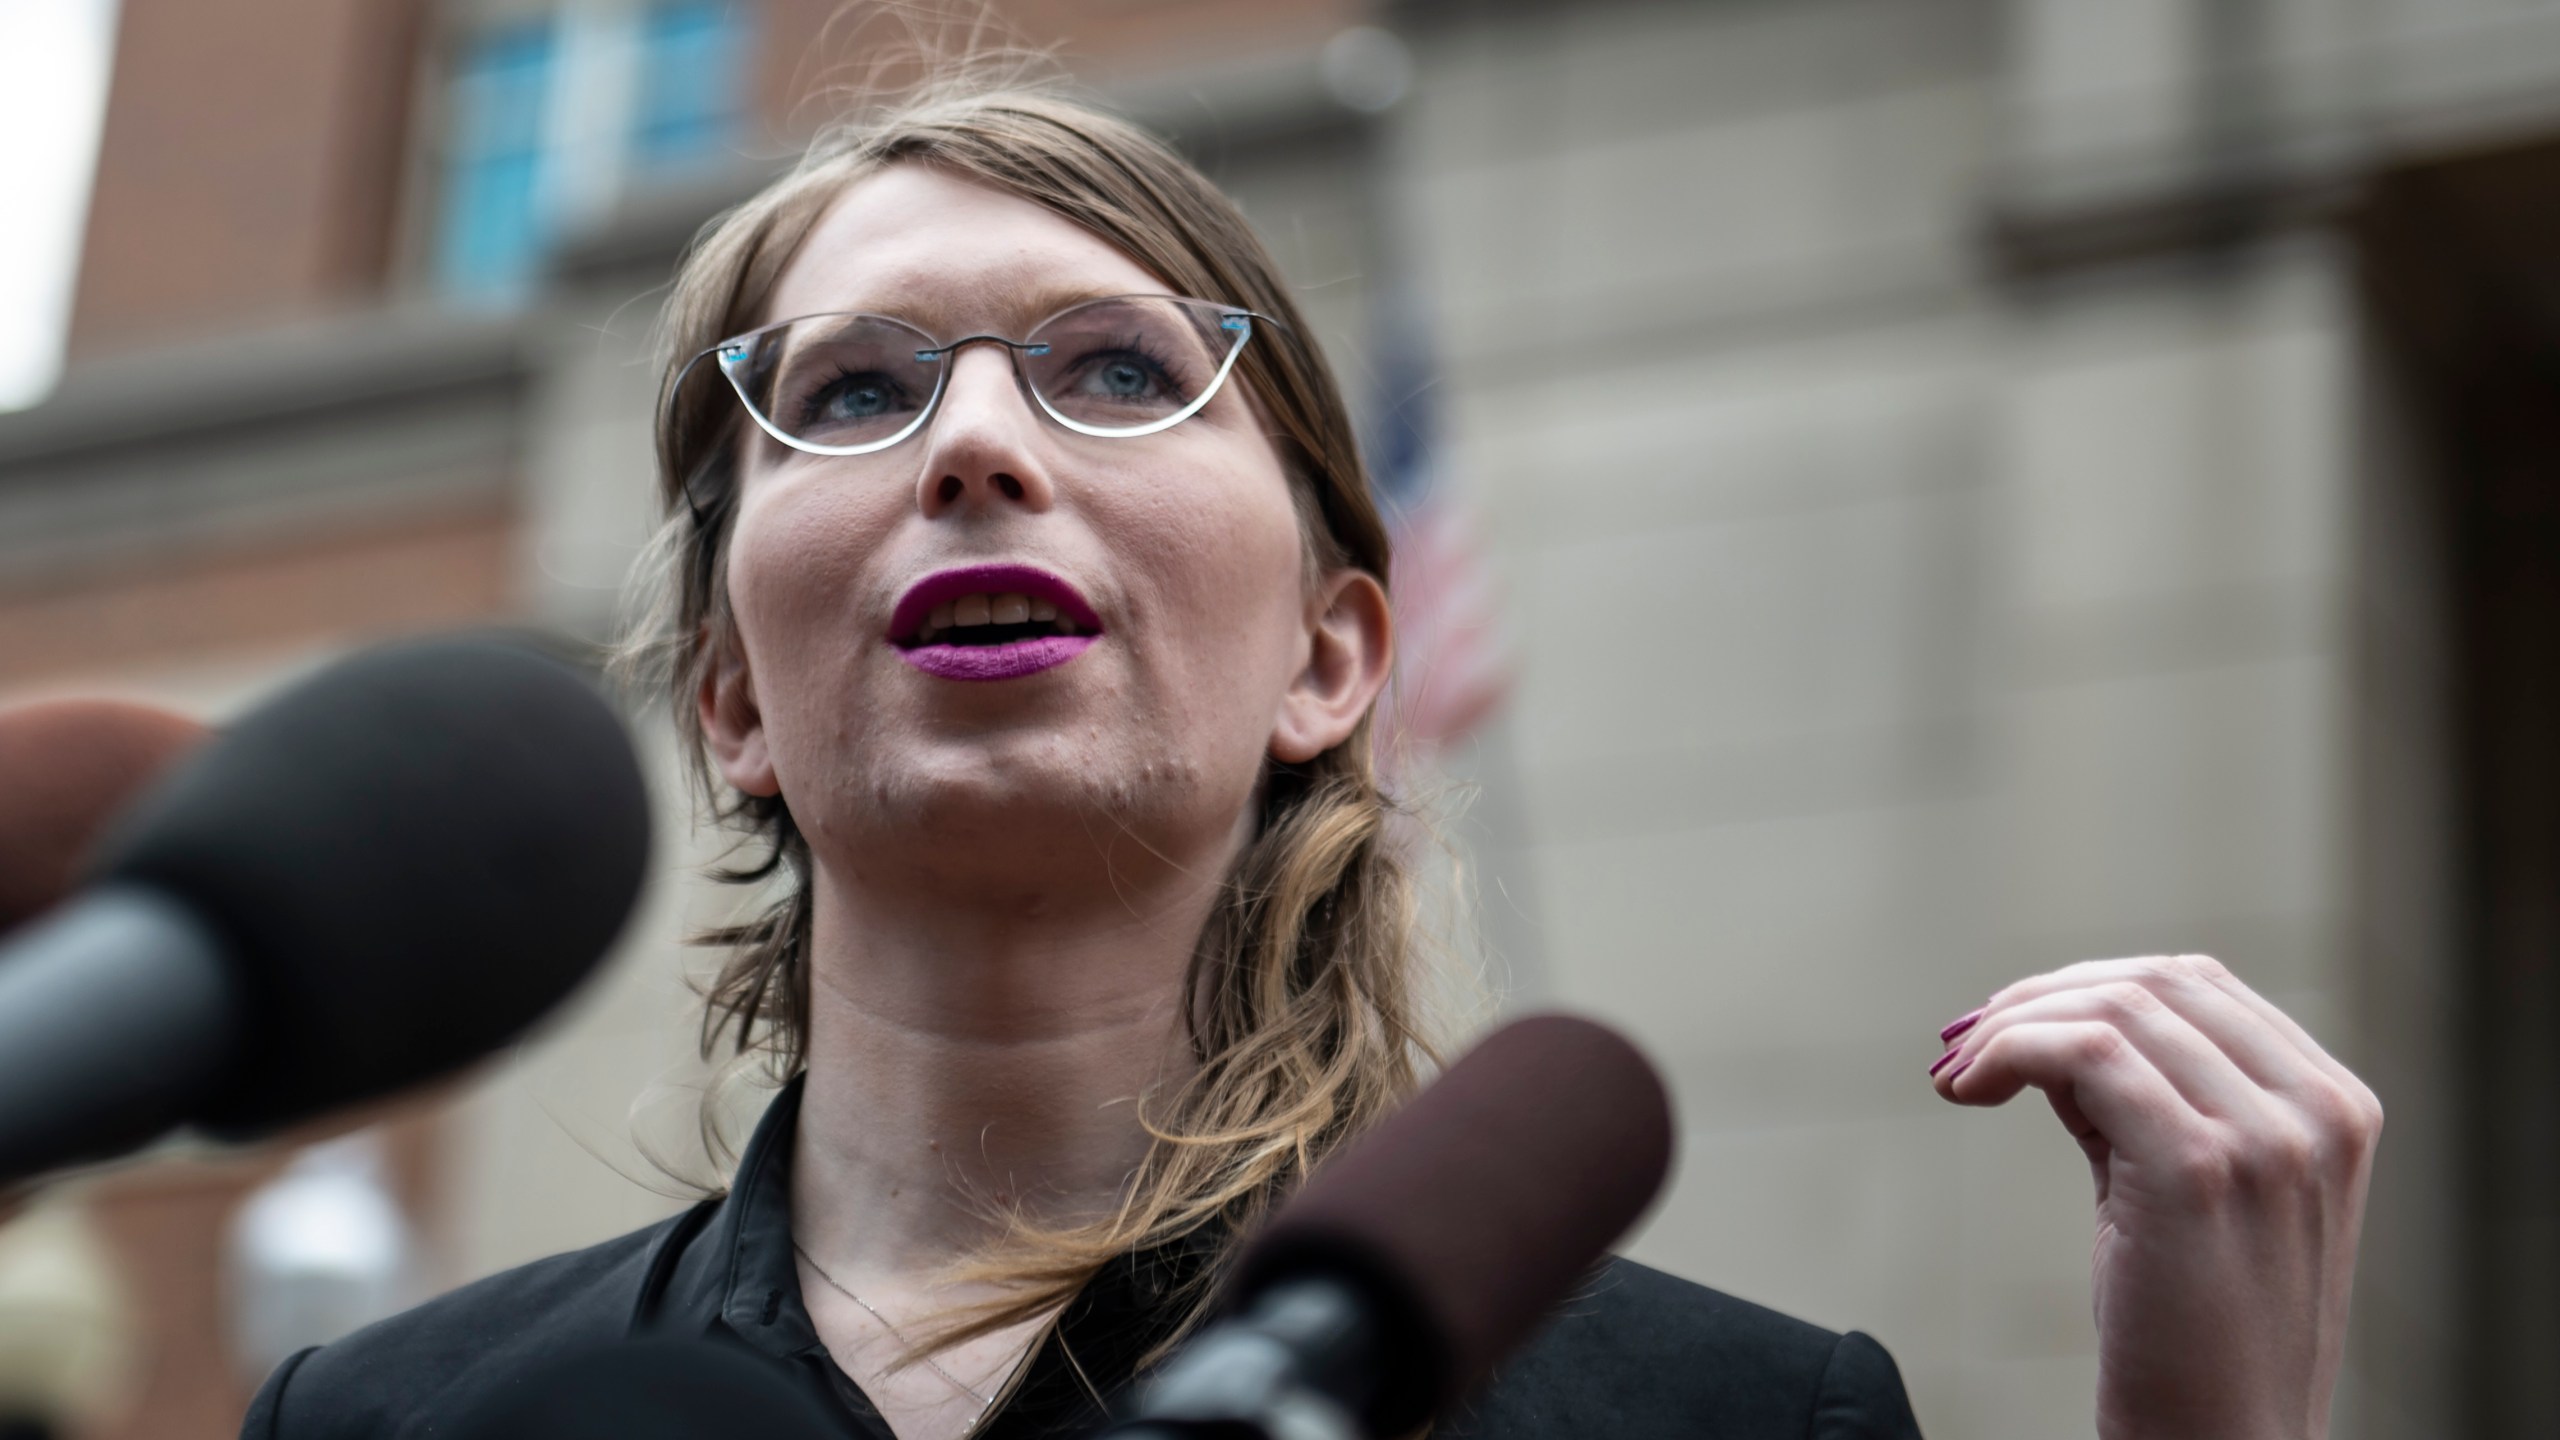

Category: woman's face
[701, 165, 1385, 893]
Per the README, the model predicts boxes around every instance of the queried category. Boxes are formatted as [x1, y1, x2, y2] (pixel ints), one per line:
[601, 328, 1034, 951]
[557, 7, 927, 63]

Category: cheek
[723, 475, 889, 674]
[1106, 459, 1309, 712]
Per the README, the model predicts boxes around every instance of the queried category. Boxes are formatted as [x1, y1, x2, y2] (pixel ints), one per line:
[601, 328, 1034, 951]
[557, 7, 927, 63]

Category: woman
[241, 83, 2380, 1440]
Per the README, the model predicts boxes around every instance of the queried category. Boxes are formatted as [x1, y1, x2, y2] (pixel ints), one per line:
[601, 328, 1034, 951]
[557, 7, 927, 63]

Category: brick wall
[0, 505, 517, 696]
[66, 0, 425, 359]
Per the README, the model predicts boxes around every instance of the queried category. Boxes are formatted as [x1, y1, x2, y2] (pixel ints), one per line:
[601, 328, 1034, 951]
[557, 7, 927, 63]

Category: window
[632, 2, 748, 169]
[436, 20, 557, 300]
[433, 1, 750, 301]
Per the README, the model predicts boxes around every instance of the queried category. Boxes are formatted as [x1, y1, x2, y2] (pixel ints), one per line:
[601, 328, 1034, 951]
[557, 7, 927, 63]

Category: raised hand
[1929, 955, 2382, 1440]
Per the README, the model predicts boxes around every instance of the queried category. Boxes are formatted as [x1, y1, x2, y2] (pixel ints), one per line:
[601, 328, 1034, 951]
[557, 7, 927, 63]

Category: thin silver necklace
[793, 1241, 996, 1419]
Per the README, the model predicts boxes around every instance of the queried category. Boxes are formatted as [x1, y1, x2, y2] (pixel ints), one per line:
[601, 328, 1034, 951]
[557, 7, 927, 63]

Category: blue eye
[1096, 358, 1154, 397]
[812, 373, 900, 421]
[1061, 342, 1177, 405]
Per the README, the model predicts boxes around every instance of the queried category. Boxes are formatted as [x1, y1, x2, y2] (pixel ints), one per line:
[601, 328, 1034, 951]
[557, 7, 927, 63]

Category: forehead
[761, 164, 1176, 333]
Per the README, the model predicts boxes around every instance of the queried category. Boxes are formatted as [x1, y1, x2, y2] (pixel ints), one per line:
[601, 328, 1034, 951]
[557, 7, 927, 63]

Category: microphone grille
[96, 635, 652, 1133]
[1230, 1013, 1675, 1430]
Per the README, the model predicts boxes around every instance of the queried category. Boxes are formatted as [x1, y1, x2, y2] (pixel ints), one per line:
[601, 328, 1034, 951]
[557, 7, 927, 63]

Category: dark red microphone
[1108, 1013, 1676, 1440]
[0, 698, 210, 931]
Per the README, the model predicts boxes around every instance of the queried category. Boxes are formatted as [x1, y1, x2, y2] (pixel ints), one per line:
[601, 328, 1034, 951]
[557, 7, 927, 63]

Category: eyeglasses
[680, 294, 1269, 459]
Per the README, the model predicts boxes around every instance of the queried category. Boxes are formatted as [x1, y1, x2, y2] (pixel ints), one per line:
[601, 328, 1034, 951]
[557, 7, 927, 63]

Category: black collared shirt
[244, 1078, 1923, 1439]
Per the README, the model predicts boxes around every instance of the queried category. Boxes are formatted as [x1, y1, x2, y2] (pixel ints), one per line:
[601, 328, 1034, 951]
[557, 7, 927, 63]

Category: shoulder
[1441, 1258, 1922, 1440]
[239, 1203, 712, 1440]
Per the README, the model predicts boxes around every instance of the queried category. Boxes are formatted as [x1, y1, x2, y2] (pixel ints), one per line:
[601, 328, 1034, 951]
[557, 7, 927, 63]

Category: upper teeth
[918, 592, 1073, 642]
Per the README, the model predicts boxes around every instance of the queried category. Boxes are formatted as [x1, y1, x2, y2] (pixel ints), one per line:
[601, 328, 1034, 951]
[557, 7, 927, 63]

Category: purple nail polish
[1928, 1046, 1962, 1077]
[1947, 1058, 1974, 1083]
[1938, 1008, 1985, 1043]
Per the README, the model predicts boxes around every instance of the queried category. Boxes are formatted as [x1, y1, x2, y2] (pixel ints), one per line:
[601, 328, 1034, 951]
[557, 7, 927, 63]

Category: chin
[828, 732, 1235, 871]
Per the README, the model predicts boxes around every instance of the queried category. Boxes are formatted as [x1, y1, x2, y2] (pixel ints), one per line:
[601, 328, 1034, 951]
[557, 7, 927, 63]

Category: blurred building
[0, 1, 2556, 1438]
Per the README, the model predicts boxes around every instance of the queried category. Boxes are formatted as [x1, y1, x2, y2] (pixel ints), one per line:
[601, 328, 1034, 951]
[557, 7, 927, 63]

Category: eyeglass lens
[719, 296, 1250, 454]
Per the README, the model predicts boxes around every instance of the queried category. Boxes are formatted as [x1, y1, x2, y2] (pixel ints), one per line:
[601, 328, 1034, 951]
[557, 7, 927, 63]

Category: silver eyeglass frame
[671, 293, 1274, 461]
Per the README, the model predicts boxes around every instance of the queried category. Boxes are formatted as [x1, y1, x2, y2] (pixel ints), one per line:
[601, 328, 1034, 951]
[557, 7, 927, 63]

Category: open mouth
[900, 592, 1097, 649]
[887, 564, 1103, 681]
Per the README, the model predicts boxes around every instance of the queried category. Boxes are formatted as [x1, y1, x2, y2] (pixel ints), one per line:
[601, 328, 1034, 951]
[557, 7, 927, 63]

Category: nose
[913, 342, 1055, 518]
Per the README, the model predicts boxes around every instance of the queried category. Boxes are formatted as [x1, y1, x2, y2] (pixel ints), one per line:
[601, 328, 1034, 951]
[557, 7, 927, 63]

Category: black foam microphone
[449, 1339, 837, 1440]
[1105, 1014, 1676, 1440]
[0, 635, 651, 1185]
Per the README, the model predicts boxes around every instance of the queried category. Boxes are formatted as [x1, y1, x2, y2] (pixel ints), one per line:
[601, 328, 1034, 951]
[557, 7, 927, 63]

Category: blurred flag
[1367, 284, 1510, 762]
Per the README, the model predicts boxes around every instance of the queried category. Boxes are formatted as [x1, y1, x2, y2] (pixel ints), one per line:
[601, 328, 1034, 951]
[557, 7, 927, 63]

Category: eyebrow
[1004, 281, 1141, 329]
[779, 280, 1176, 337]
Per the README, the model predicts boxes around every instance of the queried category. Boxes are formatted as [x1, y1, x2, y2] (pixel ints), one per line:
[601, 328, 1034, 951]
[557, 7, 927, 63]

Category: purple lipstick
[888, 564, 1103, 682]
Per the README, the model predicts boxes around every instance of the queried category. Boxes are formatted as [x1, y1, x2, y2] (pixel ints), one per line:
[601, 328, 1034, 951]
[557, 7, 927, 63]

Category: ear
[1270, 568, 1394, 765]
[697, 629, 781, 798]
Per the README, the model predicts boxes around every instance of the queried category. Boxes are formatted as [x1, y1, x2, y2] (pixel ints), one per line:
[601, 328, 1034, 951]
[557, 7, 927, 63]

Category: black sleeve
[239, 1346, 319, 1440]
[1808, 1331, 1923, 1439]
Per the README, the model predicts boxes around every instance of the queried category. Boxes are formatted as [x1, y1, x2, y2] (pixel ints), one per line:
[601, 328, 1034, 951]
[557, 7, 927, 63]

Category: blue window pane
[631, 1, 744, 170]
[437, 20, 557, 300]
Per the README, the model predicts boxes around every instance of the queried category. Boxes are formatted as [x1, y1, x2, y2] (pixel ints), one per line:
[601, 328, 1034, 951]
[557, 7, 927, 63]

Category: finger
[1988, 959, 2318, 1099]
[2185, 959, 2370, 1094]
[1940, 1018, 2198, 1162]
[1937, 981, 2281, 1129]
[2047, 1090, 2113, 1195]
[1944, 959, 2387, 1193]
[1973, 955, 2350, 1100]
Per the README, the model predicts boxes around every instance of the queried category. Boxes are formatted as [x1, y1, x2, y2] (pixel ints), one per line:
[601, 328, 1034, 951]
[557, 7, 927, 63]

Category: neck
[787, 846, 1222, 1287]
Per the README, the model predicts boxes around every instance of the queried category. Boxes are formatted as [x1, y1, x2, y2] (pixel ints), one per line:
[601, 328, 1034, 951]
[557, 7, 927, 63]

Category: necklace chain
[793, 1242, 996, 1419]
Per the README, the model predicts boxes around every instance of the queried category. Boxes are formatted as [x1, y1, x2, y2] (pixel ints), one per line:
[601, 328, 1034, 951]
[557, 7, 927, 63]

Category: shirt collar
[643, 1072, 821, 1359]
[642, 1072, 1232, 1436]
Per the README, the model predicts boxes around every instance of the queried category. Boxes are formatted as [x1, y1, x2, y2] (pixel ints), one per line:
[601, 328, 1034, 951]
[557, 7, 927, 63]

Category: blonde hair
[618, 79, 1437, 1360]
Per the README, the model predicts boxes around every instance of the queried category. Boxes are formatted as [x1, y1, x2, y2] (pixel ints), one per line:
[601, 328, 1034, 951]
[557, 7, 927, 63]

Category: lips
[887, 564, 1103, 682]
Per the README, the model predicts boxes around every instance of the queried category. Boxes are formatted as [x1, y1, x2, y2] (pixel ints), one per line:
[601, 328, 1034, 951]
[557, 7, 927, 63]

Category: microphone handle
[1099, 1277, 1378, 1440]
[0, 885, 239, 1184]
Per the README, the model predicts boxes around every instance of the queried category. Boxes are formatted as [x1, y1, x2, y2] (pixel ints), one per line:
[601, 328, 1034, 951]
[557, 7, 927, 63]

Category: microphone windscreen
[451, 1339, 835, 1440]
[0, 700, 209, 930]
[1229, 1013, 1674, 1430]
[93, 635, 652, 1134]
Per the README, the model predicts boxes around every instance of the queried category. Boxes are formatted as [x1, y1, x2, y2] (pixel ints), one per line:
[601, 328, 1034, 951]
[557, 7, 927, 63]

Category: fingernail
[1938, 1008, 1984, 1043]
[1928, 1046, 1963, 1077]
[1947, 1058, 1974, 1083]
